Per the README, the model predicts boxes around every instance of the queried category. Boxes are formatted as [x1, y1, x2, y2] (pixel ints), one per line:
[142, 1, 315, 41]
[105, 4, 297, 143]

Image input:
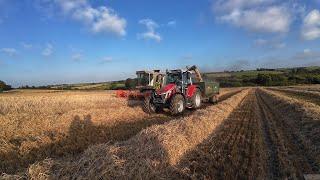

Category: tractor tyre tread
[170, 94, 185, 115]
[143, 95, 156, 114]
[191, 89, 202, 109]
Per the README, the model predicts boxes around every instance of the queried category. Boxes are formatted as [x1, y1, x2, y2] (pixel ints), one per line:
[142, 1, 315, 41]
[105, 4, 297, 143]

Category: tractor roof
[167, 69, 191, 74]
[136, 70, 163, 74]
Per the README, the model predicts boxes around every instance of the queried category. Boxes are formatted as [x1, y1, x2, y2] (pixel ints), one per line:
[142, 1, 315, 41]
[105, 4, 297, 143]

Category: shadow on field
[0, 114, 173, 174]
[127, 99, 143, 108]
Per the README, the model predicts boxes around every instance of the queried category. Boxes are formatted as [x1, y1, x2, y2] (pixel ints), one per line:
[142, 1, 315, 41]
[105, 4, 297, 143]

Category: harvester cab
[144, 65, 220, 115]
[116, 70, 165, 99]
[136, 70, 165, 92]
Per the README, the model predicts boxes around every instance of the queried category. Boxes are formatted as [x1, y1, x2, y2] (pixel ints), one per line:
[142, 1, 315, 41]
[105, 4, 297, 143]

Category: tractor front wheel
[143, 95, 157, 114]
[170, 94, 185, 115]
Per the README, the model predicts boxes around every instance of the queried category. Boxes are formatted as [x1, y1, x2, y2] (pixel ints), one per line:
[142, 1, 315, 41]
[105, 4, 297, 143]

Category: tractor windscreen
[137, 73, 152, 86]
[166, 72, 182, 85]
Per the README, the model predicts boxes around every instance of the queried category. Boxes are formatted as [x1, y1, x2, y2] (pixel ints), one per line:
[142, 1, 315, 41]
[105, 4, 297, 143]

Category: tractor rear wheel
[209, 95, 219, 104]
[191, 89, 202, 109]
[170, 94, 185, 115]
[143, 95, 158, 114]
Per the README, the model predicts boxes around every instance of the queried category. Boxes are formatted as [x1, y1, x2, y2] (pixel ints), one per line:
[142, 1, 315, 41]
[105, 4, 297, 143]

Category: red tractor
[144, 65, 220, 115]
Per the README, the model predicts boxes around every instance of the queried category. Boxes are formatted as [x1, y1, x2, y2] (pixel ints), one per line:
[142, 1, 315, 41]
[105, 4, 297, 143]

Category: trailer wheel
[170, 94, 185, 115]
[192, 89, 202, 109]
[143, 95, 158, 114]
[209, 95, 218, 104]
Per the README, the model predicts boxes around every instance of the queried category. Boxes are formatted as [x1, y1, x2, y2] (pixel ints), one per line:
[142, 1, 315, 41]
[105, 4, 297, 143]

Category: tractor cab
[163, 69, 197, 94]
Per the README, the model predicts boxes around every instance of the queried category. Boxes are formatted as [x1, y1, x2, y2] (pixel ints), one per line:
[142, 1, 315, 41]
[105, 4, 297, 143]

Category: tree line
[216, 67, 320, 87]
[0, 81, 12, 92]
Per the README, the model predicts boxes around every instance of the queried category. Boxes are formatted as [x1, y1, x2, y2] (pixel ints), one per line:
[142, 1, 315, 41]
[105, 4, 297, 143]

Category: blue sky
[0, 0, 320, 87]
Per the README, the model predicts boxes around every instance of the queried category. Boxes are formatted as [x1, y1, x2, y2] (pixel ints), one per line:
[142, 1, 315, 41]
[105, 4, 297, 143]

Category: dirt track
[176, 88, 320, 179]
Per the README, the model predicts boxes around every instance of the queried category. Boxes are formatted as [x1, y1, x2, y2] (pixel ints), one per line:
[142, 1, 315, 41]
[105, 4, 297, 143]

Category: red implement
[115, 90, 146, 100]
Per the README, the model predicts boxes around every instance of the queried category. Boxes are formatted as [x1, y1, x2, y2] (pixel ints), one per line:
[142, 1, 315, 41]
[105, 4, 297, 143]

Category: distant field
[204, 72, 232, 78]
[50, 82, 118, 90]
[204, 66, 320, 87]
[204, 70, 283, 78]
[232, 70, 283, 77]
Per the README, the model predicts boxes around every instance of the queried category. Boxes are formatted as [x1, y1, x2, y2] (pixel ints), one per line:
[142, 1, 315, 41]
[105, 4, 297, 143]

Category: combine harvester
[116, 70, 165, 99]
[144, 65, 220, 115]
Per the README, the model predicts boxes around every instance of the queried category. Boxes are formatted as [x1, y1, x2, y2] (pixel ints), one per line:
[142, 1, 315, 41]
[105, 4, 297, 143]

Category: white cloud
[254, 38, 268, 46]
[303, 48, 311, 54]
[294, 48, 320, 60]
[214, 0, 273, 12]
[55, 0, 87, 13]
[72, 6, 98, 24]
[138, 31, 162, 42]
[103, 56, 113, 61]
[50, 0, 126, 36]
[181, 54, 193, 60]
[100, 56, 113, 64]
[213, 0, 294, 33]
[90, 7, 126, 36]
[139, 19, 159, 31]
[254, 38, 286, 49]
[20, 42, 33, 49]
[42, 43, 53, 57]
[0, 48, 18, 56]
[273, 42, 286, 49]
[71, 53, 83, 61]
[220, 6, 291, 33]
[302, 9, 320, 40]
[138, 19, 162, 42]
[167, 20, 176, 26]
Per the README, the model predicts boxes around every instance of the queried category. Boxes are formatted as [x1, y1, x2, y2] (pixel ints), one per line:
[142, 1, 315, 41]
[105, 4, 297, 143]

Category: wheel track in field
[175, 88, 319, 179]
[256, 90, 284, 178]
[257, 89, 320, 178]
[259, 90, 319, 172]
[175, 89, 265, 179]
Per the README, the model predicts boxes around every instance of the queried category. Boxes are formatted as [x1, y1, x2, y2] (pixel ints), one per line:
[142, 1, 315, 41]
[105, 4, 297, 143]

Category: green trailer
[196, 81, 220, 103]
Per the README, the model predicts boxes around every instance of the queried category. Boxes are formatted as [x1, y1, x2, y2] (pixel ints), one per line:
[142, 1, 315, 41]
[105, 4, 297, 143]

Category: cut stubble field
[0, 88, 241, 175]
[0, 86, 319, 179]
